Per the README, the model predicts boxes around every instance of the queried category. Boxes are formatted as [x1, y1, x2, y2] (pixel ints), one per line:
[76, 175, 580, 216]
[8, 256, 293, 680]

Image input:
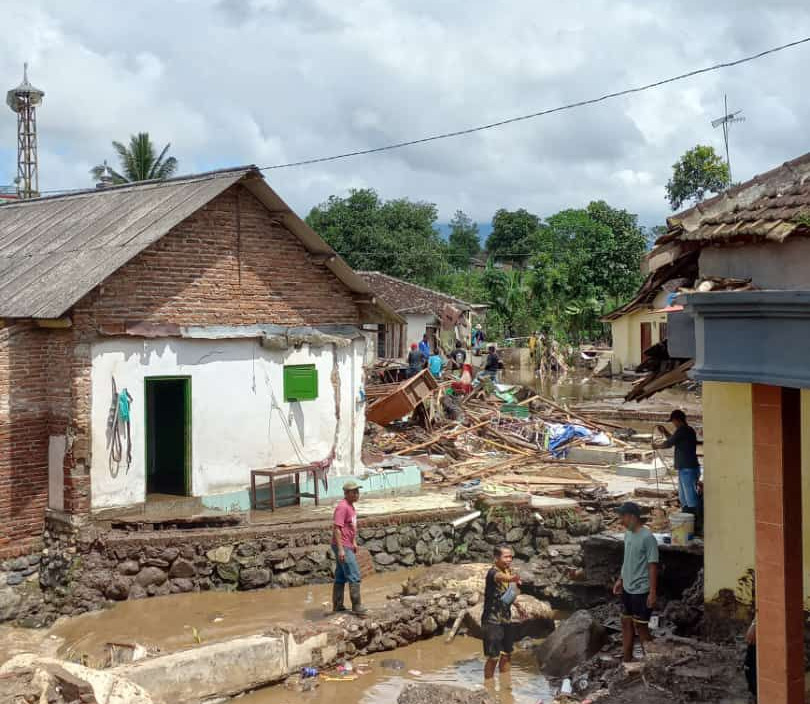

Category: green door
[145, 377, 191, 496]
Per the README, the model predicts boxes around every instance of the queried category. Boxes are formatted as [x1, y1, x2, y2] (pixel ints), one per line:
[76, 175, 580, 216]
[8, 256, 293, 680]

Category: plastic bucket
[670, 512, 695, 546]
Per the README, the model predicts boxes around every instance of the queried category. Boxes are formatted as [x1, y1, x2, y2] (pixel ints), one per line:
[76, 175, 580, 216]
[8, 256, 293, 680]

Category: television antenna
[711, 94, 744, 182]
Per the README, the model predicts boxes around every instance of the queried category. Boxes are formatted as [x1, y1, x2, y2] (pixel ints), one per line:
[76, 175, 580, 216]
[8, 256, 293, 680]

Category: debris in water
[381, 658, 406, 670]
[408, 669, 422, 676]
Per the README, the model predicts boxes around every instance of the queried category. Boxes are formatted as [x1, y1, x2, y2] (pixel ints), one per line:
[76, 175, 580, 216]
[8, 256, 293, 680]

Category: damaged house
[639, 151, 810, 703]
[0, 166, 399, 558]
[357, 270, 486, 358]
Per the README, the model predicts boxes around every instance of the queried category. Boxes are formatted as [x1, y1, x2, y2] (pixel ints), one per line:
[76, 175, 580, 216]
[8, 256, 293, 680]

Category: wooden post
[751, 384, 804, 704]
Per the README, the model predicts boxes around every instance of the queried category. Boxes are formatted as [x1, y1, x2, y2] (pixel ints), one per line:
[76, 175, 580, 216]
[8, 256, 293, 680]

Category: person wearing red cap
[406, 343, 422, 378]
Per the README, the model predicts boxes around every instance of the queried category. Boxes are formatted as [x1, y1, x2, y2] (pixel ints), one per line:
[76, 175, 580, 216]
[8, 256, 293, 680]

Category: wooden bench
[249, 464, 326, 511]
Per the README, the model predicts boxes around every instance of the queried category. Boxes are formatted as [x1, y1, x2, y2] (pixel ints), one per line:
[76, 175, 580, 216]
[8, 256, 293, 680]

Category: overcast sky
[3, 1, 810, 228]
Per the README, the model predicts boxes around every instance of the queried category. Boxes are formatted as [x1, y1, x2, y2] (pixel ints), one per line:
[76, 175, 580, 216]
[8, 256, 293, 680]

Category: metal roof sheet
[0, 169, 249, 318]
[0, 167, 404, 323]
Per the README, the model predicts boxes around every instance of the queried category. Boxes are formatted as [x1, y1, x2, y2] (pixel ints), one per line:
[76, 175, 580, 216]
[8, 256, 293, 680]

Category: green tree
[485, 208, 540, 263]
[305, 189, 446, 284]
[447, 210, 480, 268]
[666, 145, 730, 210]
[91, 133, 178, 184]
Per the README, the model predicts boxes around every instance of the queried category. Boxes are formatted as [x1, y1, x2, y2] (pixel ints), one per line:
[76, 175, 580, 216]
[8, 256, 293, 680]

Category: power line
[25, 34, 810, 195]
[256, 36, 810, 171]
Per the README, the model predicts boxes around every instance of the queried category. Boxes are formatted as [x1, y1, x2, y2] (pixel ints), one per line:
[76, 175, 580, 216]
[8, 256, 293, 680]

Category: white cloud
[2, 0, 810, 226]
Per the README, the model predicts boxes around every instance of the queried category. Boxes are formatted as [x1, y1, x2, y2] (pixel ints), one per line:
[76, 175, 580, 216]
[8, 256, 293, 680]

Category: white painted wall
[90, 336, 366, 509]
[405, 314, 437, 349]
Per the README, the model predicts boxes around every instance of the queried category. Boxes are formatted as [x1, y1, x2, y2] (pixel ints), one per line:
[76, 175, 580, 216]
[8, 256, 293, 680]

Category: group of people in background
[405, 324, 500, 381]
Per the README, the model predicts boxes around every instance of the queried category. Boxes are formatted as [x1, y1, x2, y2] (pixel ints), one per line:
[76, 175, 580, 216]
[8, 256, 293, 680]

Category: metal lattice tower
[6, 63, 45, 199]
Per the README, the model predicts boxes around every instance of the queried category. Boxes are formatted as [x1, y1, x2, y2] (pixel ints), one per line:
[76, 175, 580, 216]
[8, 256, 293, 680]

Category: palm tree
[91, 133, 178, 184]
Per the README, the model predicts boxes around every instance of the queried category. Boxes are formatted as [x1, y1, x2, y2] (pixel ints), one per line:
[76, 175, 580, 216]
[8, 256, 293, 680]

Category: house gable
[71, 185, 361, 330]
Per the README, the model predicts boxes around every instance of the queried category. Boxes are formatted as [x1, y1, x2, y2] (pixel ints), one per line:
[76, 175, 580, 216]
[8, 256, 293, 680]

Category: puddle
[241, 635, 555, 704]
[51, 567, 427, 666]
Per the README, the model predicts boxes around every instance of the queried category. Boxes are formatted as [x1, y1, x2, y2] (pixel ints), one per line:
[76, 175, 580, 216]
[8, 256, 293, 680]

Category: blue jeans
[332, 545, 361, 585]
[678, 468, 701, 509]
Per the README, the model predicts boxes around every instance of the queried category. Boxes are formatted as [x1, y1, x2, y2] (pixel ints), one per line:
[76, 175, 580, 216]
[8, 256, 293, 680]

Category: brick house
[0, 166, 398, 558]
[357, 271, 486, 358]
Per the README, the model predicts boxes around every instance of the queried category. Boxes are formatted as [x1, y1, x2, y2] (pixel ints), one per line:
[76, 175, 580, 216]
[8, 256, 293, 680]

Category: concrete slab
[118, 634, 288, 704]
[529, 496, 579, 511]
[615, 458, 671, 479]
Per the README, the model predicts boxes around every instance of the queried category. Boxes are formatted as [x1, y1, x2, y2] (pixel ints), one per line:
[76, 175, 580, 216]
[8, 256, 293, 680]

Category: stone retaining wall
[1, 502, 605, 626]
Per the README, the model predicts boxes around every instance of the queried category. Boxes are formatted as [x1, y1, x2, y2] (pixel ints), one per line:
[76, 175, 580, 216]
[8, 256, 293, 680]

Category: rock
[415, 540, 430, 558]
[142, 558, 170, 569]
[236, 542, 258, 557]
[169, 558, 196, 579]
[6, 558, 27, 571]
[216, 562, 239, 583]
[363, 539, 384, 553]
[374, 553, 396, 566]
[134, 567, 168, 588]
[161, 547, 180, 563]
[170, 578, 195, 593]
[399, 549, 416, 566]
[239, 567, 271, 589]
[118, 560, 140, 576]
[397, 683, 494, 704]
[505, 527, 525, 543]
[385, 535, 400, 553]
[104, 578, 130, 601]
[206, 546, 234, 564]
[5, 573, 23, 586]
[0, 587, 22, 621]
[129, 584, 147, 600]
[466, 595, 554, 641]
[535, 609, 607, 677]
[429, 525, 444, 540]
[421, 615, 438, 635]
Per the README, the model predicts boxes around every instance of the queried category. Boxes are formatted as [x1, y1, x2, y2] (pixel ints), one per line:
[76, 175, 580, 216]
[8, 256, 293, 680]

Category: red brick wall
[0, 323, 50, 558]
[72, 186, 360, 330]
[1, 183, 363, 545]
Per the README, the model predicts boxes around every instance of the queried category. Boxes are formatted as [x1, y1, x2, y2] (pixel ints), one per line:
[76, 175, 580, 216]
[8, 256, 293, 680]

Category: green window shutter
[283, 364, 318, 402]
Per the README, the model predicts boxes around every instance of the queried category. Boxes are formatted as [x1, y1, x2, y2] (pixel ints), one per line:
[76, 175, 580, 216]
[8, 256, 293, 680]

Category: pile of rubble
[363, 370, 652, 500]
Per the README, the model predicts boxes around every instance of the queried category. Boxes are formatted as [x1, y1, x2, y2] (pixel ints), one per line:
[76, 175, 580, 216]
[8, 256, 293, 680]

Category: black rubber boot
[349, 583, 368, 615]
[332, 583, 347, 612]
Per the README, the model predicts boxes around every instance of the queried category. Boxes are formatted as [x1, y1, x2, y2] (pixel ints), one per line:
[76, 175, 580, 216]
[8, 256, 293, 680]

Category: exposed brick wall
[0, 323, 50, 558]
[72, 185, 360, 329]
[1, 183, 364, 545]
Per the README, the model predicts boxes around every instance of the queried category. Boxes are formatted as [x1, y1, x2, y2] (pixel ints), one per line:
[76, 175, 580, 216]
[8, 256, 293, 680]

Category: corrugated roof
[0, 167, 403, 323]
[357, 271, 480, 316]
[0, 168, 252, 318]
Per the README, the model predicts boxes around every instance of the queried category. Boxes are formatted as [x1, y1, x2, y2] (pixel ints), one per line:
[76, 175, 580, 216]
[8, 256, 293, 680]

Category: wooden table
[250, 464, 326, 511]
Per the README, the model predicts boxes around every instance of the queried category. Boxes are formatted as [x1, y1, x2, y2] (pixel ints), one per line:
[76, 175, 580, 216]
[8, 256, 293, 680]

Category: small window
[283, 364, 318, 402]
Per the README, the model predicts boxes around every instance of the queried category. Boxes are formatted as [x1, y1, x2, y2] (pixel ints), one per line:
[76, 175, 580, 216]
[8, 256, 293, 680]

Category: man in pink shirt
[332, 480, 367, 615]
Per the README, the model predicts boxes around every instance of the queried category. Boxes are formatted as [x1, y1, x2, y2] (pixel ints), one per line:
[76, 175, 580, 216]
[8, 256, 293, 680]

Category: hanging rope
[109, 377, 133, 475]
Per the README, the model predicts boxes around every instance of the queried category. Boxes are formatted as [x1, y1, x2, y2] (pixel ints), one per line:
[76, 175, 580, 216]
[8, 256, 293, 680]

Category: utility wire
[256, 36, 810, 171]
[25, 35, 810, 195]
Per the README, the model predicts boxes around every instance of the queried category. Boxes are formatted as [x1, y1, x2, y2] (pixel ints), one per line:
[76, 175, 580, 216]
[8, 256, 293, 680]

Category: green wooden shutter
[283, 364, 318, 401]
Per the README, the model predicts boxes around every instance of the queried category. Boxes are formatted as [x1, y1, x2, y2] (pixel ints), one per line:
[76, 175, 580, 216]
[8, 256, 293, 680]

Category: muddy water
[242, 635, 554, 704]
[51, 567, 426, 666]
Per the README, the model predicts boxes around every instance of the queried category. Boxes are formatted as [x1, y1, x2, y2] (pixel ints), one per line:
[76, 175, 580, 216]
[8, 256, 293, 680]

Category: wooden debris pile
[363, 374, 636, 497]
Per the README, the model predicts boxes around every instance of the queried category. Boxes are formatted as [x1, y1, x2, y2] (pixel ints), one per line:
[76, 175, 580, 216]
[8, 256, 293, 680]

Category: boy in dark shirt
[482, 345, 500, 380]
[482, 546, 521, 681]
[654, 409, 700, 512]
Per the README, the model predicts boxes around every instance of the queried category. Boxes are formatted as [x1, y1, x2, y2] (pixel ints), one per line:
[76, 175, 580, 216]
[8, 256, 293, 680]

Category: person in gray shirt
[612, 502, 659, 662]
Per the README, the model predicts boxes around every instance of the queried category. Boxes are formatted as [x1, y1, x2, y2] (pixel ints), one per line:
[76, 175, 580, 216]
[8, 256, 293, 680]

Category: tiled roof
[357, 271, 479, 316]
[662, 151, 810, 245]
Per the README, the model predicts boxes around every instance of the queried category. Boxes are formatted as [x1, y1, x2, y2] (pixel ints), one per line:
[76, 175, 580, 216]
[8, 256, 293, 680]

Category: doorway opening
[145, 377, 191, 496]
